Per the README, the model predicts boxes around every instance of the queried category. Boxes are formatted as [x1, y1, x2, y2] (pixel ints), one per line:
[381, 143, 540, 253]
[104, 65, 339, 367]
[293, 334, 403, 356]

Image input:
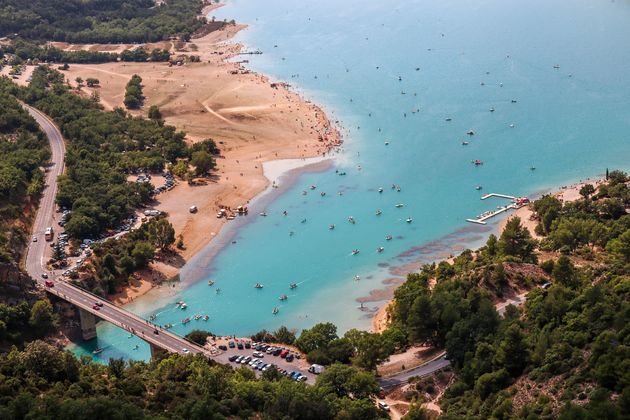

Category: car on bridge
[44, 280, 54, 287]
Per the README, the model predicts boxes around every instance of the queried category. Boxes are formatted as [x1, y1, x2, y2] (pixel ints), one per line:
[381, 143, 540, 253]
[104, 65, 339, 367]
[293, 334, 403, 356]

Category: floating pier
[466, 193, 529, 225]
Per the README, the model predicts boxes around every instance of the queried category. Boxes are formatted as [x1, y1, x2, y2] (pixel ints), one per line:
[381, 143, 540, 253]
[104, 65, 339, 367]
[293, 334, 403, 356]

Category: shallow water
[69, 0, 630, 361]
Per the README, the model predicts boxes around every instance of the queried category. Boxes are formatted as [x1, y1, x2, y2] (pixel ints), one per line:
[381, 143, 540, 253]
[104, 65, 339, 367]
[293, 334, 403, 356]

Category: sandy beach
[47, 6, 341, 303]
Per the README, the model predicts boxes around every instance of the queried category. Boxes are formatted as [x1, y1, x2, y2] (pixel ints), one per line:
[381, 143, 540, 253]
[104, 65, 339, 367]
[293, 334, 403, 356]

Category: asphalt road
[21, 104, 317, 381]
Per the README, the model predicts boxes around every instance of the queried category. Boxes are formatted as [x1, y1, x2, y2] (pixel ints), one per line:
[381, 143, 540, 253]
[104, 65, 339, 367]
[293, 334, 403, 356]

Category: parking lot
[209, 337, 319, 384]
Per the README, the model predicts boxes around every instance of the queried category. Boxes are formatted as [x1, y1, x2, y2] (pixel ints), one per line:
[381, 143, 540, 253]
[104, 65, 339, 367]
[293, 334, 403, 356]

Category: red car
[92, 304, 101, 311]
[44, 280, 54, 288]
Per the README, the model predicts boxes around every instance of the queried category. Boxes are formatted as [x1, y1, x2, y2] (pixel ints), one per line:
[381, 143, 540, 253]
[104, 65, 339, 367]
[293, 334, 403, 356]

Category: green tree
[85, 78, 99, 87]
[185, 330, 212, 346]
[580, 183, 595, 199]
[190, 150, 215, 176]
[295, 322, 338, 353]
[28, 300, 59, 335]
[606, 230, 630, 262]
[131, 241, 154, 268]
[148, 218, 175, 251]
[497, 217, 537, 262]
[493, 324, 529, 376]
[273, 326, 296, 344]
[148, 105, 162, 121]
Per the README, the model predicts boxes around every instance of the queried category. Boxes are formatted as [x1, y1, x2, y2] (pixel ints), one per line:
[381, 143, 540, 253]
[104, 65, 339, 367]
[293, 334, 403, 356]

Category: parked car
[237, 342, 244, 350]
[245, 342, 251, 349]
[228, 341, 235, 348]
[41, 273, 48, 279]
[280, 349, 289, 358]
[285, 354, 294, 362]
[45, 280, 54, 287]
[377, 401, 390, 412]
[228, 355, 238, 362]
[218, 345, 228, 351]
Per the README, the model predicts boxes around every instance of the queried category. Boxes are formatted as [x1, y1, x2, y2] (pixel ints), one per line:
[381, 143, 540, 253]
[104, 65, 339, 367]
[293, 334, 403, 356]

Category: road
[21, 104, 317, 381]
[379, 292, 529, 389]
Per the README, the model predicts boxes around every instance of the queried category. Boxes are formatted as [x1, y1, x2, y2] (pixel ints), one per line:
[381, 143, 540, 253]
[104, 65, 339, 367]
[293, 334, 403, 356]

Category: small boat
[348, 216, 356, 224]
[445, 117, 452, 121]
[338, 171, 347, 176]
[489, 107, 495, 112]
[509, 123, 515, 128]
[396, 186, 401, 192]
[254, 283, 264, 289]
[376, 210, 382, 216]
[354, 275, 361, 281]
[351, 249, 360, 255]
[553, 64, 560, 69]
[216, 288, 221, 294]
[462, 141, 469, 145]
[207, 280, 215, 286]
[182, 317, 190, 324]
[406, 217, 413, 223]
[92, 347, 104, 355]
[194, 314, 202, 320]
[530, 166, 536, 171]
[259, 212, 267, 217]
[329, 224, 335, 230]
[320, 192, 326, 197]
[467, 130, 475, 136]
[377, 247, 384, 253]
[386, 235, 393, 241]
[175, 301, 184, 307]
[272, 307, 279, 315]
[149, 314, 156, 321]
[301, 218, 307, 224]
[395, 203, 404, 208]
[476, 186, 483, 190]
[472, 160, 483, 166]
[164, 324, 173, 329]
[384, 141, 390, 145]
[310, 185, 317, 190]
[279, 295, 288, 301]
[511, 99, 517, 103]
[203, 315, 209, 321]
[180, 303, 187, 310]
[378, 187, 383, 193]
[289, 283, 298, 289]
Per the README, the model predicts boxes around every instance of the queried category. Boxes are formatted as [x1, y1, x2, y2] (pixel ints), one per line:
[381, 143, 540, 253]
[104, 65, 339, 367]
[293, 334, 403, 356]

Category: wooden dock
[467, 193, 525, 225]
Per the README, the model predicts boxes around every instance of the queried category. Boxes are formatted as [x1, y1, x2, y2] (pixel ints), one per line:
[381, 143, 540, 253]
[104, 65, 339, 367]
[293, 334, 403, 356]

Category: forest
[388, 174, 629, 418]
[17, 66, 194, 239]
[0, 0, 207, 43]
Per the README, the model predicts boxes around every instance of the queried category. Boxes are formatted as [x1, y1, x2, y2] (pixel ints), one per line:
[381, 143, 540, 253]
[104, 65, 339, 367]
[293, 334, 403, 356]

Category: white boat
[348, 216, 355, 224]
[259, 212, 267, 217]
[254, 283, 264, 289]
[207, 280, 215, 286]
[272, 307, 279, 315]
[93, 347, 104, 355]
[406, 217, 413, 223]
[376, 210, 382, 216]
[386, 235, 393, 241]
[354, 275, 361, 281]
[329, 224, 335, 230]
[351, 249, 360, 255]
[395, 203, 404, 208]
[377, 247, 384, 253]
[378, 187, 383, 193]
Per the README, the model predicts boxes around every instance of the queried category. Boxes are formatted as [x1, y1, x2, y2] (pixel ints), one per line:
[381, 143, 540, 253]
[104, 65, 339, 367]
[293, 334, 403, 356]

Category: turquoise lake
[70, 0, 630, 360]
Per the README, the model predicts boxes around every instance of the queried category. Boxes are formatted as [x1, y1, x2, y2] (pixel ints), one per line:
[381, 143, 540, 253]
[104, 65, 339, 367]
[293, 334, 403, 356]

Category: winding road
[21, 104, 317, 381]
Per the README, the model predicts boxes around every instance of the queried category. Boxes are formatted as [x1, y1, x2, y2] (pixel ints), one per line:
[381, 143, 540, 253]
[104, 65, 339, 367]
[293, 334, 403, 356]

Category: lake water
[69, 0, 630, 360]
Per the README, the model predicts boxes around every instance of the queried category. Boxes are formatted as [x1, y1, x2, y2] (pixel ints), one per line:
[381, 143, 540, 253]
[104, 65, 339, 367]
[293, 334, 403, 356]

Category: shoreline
[370, 175, 605, 333]
[52, 6, 343, 304]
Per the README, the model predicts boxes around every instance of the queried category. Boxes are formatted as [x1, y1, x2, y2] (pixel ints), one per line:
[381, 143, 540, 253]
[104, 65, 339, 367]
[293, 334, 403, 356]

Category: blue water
[70, 0, 630, 361]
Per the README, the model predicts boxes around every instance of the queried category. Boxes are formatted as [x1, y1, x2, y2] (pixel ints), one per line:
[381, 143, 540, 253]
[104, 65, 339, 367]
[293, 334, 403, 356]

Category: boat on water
[472, 159, 483, 165]
[320, 192, 326, 197]
[406, 217, 413, 223]
[378, 187, 383, 193]
[310, 185, 316, 190]
[180, 303, 187, 309]
[476, 185, 483, 190]
[329, 224, 335, 230]
[207, 280, 215, 286]
[354, 275, 361, 281]
[149, 314, 156, 321]
[351, 249, 360, 255]
[467, 130, 475, 136]
[386, 235, 393, 241]
[182, 317, 191, 324]
[254, 283, 264, 289]
[489, 107, 495, 112]
[338, 171, 347, 176]
[279, 295, 288, 301]
[93, 347, 104, 355]
[462, 141, 469, 145]
[377, 247, 384, 253]
[272, 307, 279, 315]
[164, 323, 173, 329]
[203, 315, 209, 321]
[289, 283, 298, 289]
[259, 212, 267, 217]
[194, 314, 202, 320]
[348, 216, 355, 224]
[376, 209, 382, 216]
[395, 203, 404, 208]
